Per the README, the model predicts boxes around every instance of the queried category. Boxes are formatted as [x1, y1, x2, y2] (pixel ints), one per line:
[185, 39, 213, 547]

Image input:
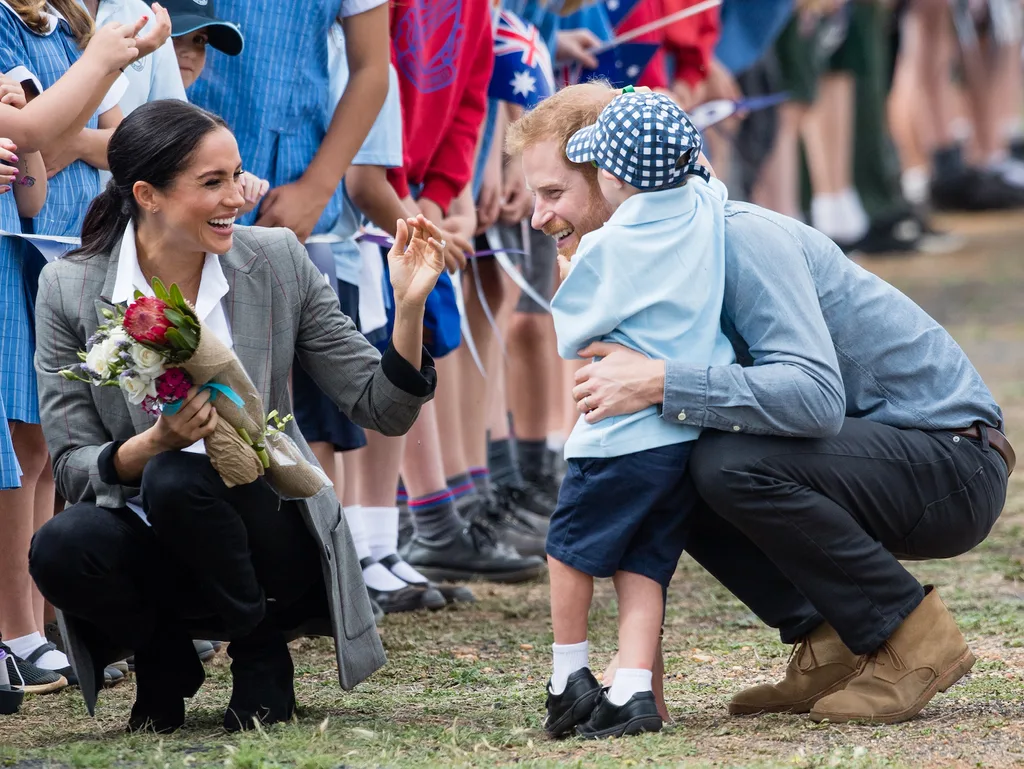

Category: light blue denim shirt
[326, 24, 403, 285]
[663, 202, 1004, 436]
[553, 178, 737, 459]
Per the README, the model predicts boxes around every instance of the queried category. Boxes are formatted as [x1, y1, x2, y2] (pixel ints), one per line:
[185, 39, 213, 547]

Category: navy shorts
[292, 280, 368, 453]
[546, 443, 697, 588]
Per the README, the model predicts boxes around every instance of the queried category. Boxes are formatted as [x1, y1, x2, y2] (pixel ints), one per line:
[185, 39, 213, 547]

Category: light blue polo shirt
[552, 177, 737, 459]
[326, 24, 403, 286]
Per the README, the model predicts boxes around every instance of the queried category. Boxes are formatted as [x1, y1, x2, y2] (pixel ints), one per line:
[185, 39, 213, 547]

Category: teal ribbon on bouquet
[161, 382, 244, 416]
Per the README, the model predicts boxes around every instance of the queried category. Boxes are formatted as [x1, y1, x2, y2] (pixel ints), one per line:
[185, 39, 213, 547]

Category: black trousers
[683, 417, 1008, 654]
[29, 452, 327, 656]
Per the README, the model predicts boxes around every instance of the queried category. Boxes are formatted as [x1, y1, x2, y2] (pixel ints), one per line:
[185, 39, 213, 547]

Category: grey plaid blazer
[34, 225, 434, 715]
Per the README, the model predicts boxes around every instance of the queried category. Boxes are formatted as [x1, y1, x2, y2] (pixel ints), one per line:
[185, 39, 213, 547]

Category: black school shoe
[544, 668, 601, 738]
[576, 689, 663, 740]
[377, 553, 476, 605]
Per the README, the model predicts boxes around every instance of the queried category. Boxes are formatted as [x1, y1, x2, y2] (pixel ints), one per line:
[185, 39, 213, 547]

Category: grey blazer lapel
[220, 240, 272, 404]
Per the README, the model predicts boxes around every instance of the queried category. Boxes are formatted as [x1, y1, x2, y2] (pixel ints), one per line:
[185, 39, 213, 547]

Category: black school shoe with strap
[544, 668, 602, 738]
[576, 689, 663, 739]
[361, 557, 446, 613]
[377, 553, 476, 605]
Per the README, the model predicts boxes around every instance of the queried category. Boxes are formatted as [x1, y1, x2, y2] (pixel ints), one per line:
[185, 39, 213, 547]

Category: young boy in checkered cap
[543, 89, 736, 739]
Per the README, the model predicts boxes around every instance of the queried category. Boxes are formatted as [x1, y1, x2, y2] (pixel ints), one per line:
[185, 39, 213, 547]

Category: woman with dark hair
[27, 99, 445, 733]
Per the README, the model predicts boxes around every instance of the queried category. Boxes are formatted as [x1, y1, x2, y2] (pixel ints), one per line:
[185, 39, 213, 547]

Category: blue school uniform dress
[0, 3, 116, 486]
[547, 93, 736, 588]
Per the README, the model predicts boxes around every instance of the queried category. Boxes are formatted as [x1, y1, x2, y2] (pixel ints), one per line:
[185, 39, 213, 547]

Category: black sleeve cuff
[380, 341, 437, 398]
[97, 439, 128, 486]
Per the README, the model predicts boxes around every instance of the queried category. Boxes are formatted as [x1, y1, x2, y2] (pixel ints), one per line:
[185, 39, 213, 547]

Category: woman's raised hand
[387, 214, 445, 308]
[151, 386, 219, 451]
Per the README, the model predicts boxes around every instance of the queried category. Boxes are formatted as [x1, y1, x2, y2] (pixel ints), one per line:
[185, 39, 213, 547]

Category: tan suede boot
[809, 587, 976, 724]
[728, 622, 865, 715]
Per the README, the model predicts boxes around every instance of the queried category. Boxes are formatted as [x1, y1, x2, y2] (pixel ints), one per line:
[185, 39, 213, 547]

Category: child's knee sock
[551, 640, 589, 694]
[608, 668, 653, 706]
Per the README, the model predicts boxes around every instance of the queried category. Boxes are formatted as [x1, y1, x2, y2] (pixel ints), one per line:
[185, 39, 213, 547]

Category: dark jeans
[684, 417, 1008, 654]
[29, 452, 327, 656]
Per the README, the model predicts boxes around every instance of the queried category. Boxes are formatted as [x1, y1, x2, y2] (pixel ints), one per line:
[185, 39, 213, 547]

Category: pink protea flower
[123, 296, 172, 345]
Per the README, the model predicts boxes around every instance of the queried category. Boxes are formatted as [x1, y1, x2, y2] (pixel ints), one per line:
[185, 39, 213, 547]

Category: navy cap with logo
[565, 92, 710, 191]
[163, 0, 244, 56]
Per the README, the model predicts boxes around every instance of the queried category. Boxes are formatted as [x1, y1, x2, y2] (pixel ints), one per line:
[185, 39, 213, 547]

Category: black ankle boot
[128, 627, 205, 734]
[223, 631, 295, 732]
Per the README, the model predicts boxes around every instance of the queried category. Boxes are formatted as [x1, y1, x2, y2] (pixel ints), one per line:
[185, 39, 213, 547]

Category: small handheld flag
[487, 10, 555, 108]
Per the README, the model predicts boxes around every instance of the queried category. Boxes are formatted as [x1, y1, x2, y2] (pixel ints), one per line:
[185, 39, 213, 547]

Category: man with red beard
[506, 82, 1012, 727]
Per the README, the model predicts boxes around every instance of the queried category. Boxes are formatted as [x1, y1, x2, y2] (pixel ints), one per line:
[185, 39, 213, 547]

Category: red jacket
[387, 0, 494, 214]
[617, 0, 720, 90]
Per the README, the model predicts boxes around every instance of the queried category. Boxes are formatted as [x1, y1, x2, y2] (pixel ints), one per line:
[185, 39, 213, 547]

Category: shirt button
[732, 425, 741, 432]
[677, 411, 686, 422]
[953, 436, 960, 443]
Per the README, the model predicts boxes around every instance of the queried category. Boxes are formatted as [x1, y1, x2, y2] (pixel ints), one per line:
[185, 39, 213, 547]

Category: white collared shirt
[112, 221, 232, 524]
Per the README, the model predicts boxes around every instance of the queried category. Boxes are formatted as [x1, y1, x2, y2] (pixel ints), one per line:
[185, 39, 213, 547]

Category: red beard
[123, 296, 172, 346]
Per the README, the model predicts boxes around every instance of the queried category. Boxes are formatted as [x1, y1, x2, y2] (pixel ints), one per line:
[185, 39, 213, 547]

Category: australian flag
[487, 10, 555, 108]
[558, 42, 658, 89]
[603, 0, 643, 30]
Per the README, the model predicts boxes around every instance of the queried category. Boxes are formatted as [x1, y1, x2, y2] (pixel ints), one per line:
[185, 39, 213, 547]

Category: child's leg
[607, 570, 663, 706]
[548, 556, 593, 692]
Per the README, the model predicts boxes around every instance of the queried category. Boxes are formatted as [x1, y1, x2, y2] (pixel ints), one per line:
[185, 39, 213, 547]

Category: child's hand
[237, 171, 270, 216]
[134, 3, 172, 61]
[0, 76, 26, 109]
[0, 139, 19, 193]
[86, 20, 142, 73]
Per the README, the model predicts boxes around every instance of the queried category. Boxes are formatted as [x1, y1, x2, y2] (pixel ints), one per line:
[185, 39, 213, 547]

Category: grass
[2, 212, 1024, 767]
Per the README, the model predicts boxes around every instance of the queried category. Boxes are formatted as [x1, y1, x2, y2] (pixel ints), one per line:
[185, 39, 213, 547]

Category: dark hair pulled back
[74, 100, 229, 259]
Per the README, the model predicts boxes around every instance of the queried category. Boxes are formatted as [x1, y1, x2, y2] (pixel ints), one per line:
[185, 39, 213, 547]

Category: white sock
[344, 505, 371, 561]
[838, 188, 869, 242]
[551, 640, 589, 695]
[346, 505, 410, 592]
[361, 505, 430, 585]
[607, 668, 653, 706]
[365, 506, 399, 562]
[810, 193, 841, 239]
[546, 433, 566, 453]
[362, 561, 410, 592]
[6, 632, 69, 671]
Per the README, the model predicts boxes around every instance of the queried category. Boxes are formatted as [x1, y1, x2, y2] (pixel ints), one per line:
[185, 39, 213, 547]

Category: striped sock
[446, 472, 476, 503]
[408, 488, 463, 541]
[396, 482, 408, 506]
[469, 466, 491, 497]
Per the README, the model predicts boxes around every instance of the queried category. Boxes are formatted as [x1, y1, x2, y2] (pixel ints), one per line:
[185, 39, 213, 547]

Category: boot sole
[578, 715, 663, 740]
[728, 670, 863, 716]
[545, 687, 601, 738]
[411, 563, 546, 584]
[809, 647, 977, 725]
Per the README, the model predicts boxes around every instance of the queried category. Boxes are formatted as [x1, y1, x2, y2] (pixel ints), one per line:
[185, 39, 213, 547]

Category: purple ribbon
[355, 231, 528, 259]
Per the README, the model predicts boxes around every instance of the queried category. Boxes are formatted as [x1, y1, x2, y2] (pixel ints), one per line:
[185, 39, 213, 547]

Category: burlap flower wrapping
[180, 313, 330, 499]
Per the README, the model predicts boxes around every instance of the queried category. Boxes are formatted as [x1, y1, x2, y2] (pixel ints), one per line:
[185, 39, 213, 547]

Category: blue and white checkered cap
[565, 92, 709, 190]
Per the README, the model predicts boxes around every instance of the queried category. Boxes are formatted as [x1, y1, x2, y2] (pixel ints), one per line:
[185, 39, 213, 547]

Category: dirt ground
[1, 211, 1022, 768]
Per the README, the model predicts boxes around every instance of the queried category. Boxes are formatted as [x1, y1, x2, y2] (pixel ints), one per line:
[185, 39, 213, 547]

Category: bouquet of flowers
[61, 278, 330, 499]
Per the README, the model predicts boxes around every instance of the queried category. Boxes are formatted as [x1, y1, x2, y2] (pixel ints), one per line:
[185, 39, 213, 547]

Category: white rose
[107, 326, 129, 346]
[85, 336, 121, 380]
[121, 373, 158, 405]
[130, 343, 165, 379]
